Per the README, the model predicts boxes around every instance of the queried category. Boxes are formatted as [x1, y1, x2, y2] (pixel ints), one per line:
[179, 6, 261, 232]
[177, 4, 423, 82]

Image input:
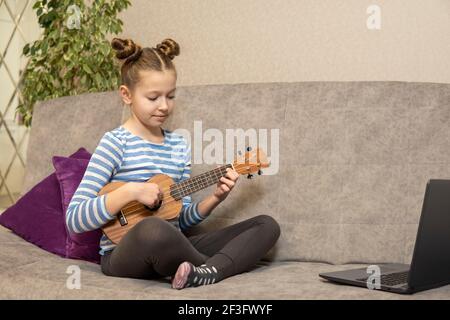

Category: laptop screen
[408, 179, 450, 290]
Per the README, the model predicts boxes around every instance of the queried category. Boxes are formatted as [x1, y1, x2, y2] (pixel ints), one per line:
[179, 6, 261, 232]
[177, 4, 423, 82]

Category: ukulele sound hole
[145, 200, 162, 211]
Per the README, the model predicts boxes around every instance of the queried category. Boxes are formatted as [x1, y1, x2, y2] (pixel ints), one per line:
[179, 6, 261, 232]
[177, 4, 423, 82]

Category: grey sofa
[1, 81, 450, 299]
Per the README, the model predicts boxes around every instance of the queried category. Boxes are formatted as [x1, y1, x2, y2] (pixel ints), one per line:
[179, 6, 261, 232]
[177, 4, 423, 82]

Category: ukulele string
[121, 163, 249, 213]
[118, 163, 253, 216]
[152, 162, 254, 198]
[150, 162, 249, 198]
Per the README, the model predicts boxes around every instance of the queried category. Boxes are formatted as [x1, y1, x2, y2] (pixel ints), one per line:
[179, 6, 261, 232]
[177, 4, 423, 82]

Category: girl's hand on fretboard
[212, 168, 239, 202]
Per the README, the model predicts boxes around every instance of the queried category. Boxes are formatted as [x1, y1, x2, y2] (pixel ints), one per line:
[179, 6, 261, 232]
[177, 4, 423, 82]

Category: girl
[66, 38, 281, 289]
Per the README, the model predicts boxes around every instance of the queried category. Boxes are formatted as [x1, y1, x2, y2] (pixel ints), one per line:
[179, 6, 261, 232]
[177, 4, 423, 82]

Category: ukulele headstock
[232, 147, 270, 179]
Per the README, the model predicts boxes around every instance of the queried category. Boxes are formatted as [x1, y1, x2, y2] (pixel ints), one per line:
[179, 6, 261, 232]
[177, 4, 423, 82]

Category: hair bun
[111, 38, 143, 63]
[155, 38, 180, 60]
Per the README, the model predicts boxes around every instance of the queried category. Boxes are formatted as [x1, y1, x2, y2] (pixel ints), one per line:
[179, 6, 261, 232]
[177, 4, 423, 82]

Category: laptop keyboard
[357, 271, 409, 286]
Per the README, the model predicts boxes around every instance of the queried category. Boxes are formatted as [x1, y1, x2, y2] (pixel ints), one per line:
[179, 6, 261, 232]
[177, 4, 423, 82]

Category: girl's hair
[111, 38, 180, 91]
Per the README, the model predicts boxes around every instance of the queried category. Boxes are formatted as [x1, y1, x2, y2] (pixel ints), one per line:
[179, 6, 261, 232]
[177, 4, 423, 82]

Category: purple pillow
[52, 154, 103, 264]
[0, 148, 102, 264]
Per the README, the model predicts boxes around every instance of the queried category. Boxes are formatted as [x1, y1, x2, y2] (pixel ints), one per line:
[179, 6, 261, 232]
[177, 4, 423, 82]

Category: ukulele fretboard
[170, 164, 233, 200]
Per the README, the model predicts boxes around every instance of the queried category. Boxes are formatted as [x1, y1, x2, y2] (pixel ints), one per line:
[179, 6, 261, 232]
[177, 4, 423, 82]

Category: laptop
[319, 179, 450, 294]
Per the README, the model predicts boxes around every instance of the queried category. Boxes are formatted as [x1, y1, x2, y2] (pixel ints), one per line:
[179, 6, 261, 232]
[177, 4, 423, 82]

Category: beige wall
[113, 0, 450, 86]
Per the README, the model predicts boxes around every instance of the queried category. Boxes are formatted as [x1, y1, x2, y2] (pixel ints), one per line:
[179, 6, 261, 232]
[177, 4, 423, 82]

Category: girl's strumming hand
[130, 182, 163, 209]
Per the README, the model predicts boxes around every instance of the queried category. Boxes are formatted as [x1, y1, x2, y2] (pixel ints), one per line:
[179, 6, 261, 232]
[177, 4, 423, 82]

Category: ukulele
[98, 147, 270, 244]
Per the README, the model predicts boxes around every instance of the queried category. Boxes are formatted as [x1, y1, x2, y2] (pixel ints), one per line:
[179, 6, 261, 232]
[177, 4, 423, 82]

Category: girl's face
[120, 69, 177, 128]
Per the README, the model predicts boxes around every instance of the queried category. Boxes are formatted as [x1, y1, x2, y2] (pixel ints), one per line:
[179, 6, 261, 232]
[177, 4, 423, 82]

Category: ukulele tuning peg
[247, 174, 253, 179]
[246, 146, 252, 151]
[258, 169, 262, 175]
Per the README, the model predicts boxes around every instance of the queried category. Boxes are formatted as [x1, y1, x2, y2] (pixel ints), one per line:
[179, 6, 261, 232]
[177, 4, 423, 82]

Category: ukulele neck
[170, 164, 233, 200]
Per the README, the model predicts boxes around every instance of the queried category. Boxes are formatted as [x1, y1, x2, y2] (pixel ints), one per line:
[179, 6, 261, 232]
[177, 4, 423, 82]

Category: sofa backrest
[23, 81, 450, 265]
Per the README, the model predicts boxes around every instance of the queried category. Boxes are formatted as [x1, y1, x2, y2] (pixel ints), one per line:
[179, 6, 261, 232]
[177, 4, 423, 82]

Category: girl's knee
[135, 216, 166, 228]
[255, 214, 281, 239]
[133, 217, 179, 246]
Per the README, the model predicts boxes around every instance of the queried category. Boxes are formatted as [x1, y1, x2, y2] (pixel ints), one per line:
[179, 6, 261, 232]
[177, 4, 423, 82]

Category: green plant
[16, 0, 131, 127]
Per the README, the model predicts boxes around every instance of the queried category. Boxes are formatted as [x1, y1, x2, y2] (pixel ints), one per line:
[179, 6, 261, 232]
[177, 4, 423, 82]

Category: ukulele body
[98, 174, 182, 244]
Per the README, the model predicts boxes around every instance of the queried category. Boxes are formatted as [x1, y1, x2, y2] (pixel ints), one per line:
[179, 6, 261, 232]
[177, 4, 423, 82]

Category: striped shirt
[66, 125, 206, 255]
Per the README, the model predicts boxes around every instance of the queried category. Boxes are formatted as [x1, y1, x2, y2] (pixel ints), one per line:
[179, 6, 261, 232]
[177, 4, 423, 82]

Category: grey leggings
[100, 214, 281, 281]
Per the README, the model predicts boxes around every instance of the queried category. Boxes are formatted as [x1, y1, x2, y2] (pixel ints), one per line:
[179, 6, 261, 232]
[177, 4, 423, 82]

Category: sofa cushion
[1, 225, 450, 299]
[21, 82, 450, 265]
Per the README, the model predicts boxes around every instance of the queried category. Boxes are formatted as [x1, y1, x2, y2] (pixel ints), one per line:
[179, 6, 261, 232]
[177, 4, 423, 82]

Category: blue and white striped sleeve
[178, 138, 206, 231]
[66, 132, 124, 234]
